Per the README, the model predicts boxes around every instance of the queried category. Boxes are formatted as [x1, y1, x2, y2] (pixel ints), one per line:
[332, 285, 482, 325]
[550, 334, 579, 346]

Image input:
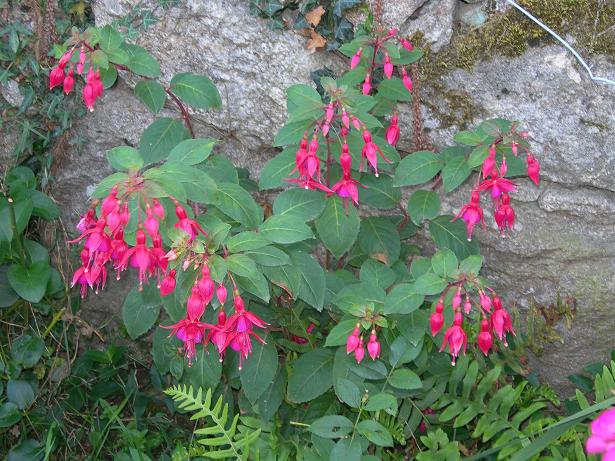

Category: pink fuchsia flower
[144, 206, 159, 239]
[152, 198, 165, 220]
[76, 208, 97, 233]
[479, 291, 492, 312]
[118, 229, 152, 288]
[209, 309, 228, 361]
[87, 254, 108, 294]
[362, 73, 372, 95]
[354, 338, 365, 364]
[361, 130, 391, 177]
[224, 294, 269, 368]
[109, 229, 129, 270]
[401, 67, 413, 92]
[385, 115, 400, 146]
[586, 408, 615, 459]
[331, 176, 364, 210]
[477, 319, 493, 356]
[174, 204, 207, 241]
[430, 300, 445, 336]
[285, 176, 332, 193]
[63, 69, 75, 94]
[367, 331, 380, 360]
[490, 296, 514, 344]
[482, 145, 497, 178]
[160, 269, 176, 296]
[58, 49, 74, 68]
[451, 190, 484, 242]
[346, 326, 361, 354]
[161, 317, 212, 366]
[101, 186, 119, 217]
[401, 39, 413, 51]
[452, 287, 462, 310]
[49, 66, 65, 90]
[342, 110, 350, 129]
[384, 53, 393, 79]
[325, 103, 335, 122]
[527, 153, 540, 186]
[499, 156, 508, 177]
[478, 172, 517, 200]
[187, 284, 206, 321]
[77, 48, 86, 74]
[216, 283, 227, 306]
[463, 296, 472, 314]
[71, 249, 92, 299]
[494, 194, 515, 235]
[350, 47, 362, 69]
[440, 312, 467, 365]
[69, 217, 111, 255]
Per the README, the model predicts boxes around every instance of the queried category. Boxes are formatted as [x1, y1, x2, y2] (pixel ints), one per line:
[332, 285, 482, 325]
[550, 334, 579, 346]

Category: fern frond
[165, 384, 261, 460]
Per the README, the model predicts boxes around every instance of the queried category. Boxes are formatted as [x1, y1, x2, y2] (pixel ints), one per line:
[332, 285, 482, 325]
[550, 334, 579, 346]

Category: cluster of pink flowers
[285, 30, 414, 211]
[346, 325, 381, 364]
[453, 134, 541, 241]
[71, 184, 267, 367]
[430, 286, 514, 365]
[586, 407, 615, 460]
[49, 46, 104, 110]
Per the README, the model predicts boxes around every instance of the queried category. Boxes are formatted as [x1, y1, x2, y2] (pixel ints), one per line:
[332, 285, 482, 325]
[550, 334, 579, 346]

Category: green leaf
[358, 217, 400, 265]
[259, 148, 295, 190]
[407, 190, 440, 225]
[390, 48, 424, 65]
[235, 272, 270, 303]
[286, 84, 323, 122]
[90, 49, 109, 69]
[389, 368, 422, 390]
[325, 319, 357, 347]
[442, 156, 471, 192]
[273, 188, 325, 221]
[356, 420, 394, 447]
[431, 249, 458, 278]
[359, 174, 401, 210]
[106, 146, 144, 171]
[240, 337, 278, 404]
[414, 273, 447, 295]
[359, 259, 396, 289]
[309, 415, 353, 439]
[30, 191, 59, 220]
[377, 77, 412, 102]
[259, 215, 313, 244]
[0, 266, 19, 307]
[330, 438, 362, 461]
[273, 119, 313, 147]
[364, 393, 397, 415]
[98, 25, 123, 51]
[0, 402, 21, 428]
[99, 64, 118, 89]
[7, 380, 34, 410]
[384, 283, 424, 314]
[468, 144, 490, 168]
[8, 261, 51, 303]
[121, 286, 161, 340]
[287, 348, 334, 403]
[459, 255, 483, 275]
[123, 43, 161, 77]
[453, 130, 483, 146]
[257, 370, 286, 422]
[134, 79, 167, 114]
[167, 138, 216, 165]
[184, 344, 222, 391]
[11, 334, 44, 368]
[91, 172, 129, 198]
[315, 197, 360, 258]
[291, 251, 325, 311]
[226, 231, 269, 253]
[429, 215, 479, 260]
[170, 72, 221, 109]
[336, 378, 361, 408]
[139, 118, 189, 165]
[215, 182, 263, 229]
[226, 254, 258, 278]
[245, 246, 290, 266]
[394, 151, 443, 186]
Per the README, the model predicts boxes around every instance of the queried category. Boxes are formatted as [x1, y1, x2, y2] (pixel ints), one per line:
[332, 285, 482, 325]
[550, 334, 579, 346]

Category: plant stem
[165, 87, 196, 138]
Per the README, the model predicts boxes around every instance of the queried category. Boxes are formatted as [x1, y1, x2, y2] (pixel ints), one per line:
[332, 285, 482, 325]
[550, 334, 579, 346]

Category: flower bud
[350, 48, 363, 69]
[354, 338, 365, 364]
[216, 283, 227, 306]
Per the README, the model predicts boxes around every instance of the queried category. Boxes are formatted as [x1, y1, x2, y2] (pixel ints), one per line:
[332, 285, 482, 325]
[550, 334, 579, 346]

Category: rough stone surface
[381, 0, 426, 28]
[44, 0, 615, 392]
[430, 46, 615, 393]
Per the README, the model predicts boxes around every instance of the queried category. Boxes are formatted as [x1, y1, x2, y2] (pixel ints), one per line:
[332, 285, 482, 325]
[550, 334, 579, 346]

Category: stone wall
[41, 0, 615, 393]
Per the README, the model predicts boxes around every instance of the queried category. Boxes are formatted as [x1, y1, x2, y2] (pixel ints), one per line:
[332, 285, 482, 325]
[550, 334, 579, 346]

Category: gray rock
[430, 45, 615, 393]
[381, 0, 426, 28]
[1, 79, 24, 108]
[400, 0, 457, 51]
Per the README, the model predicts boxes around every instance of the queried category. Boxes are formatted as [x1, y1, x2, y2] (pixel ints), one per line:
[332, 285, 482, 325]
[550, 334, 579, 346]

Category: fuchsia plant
[587, 408, 615, 460]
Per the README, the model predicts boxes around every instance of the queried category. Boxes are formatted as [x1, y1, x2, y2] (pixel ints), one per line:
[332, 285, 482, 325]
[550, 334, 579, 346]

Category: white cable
[506, 0, 615, 87]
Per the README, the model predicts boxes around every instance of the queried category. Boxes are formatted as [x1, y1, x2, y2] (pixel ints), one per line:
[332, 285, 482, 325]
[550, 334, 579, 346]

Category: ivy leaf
[7, 261, 51, 303]
[394, 151, 443, 186]
[287, 348, 334, 403]
[170, 72, 221, 109]
[442, 156, 471, 192]
[315, 196, 360, 258]
[139, 118, 189, 165]
[407, 190, 441, 225]
[259, 215, 313, 244]
[106, 146, 144, 171]
[333, 0, 362, 16]
[240, 337, 278, 404]
[134, 80, 167, 114]
[121, 286, 161, 340]
[259, 148, 295, 190]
